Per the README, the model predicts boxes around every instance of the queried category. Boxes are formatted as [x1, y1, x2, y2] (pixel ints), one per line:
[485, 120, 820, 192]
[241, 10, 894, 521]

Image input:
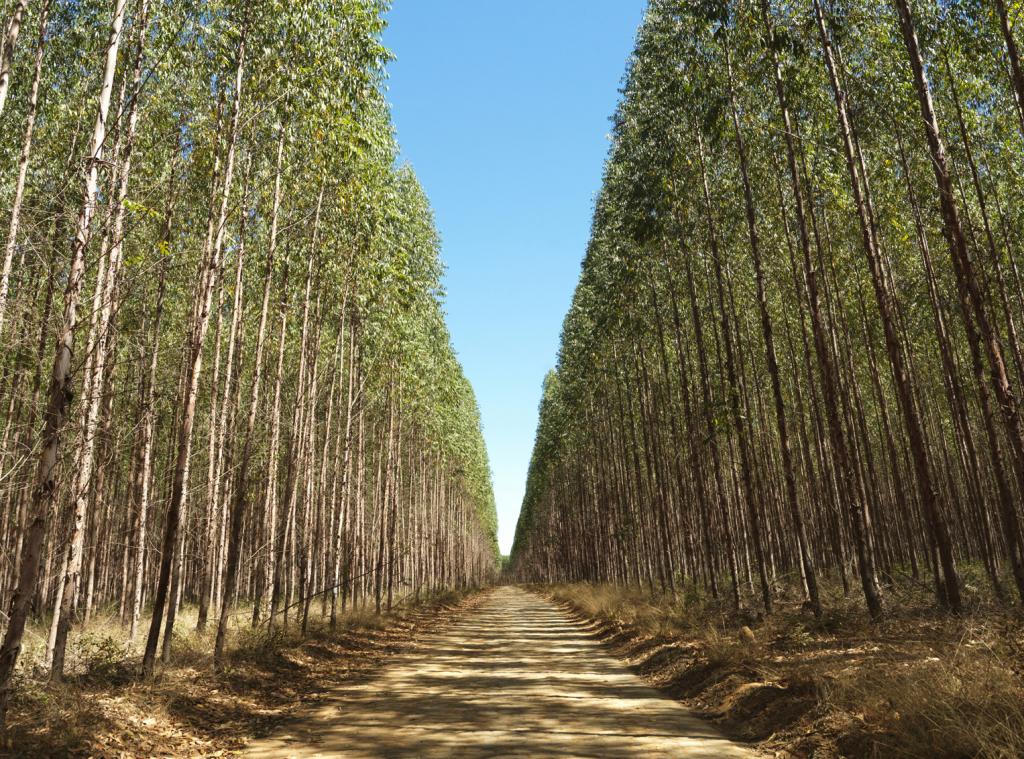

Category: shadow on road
[245, 587, 755, 758]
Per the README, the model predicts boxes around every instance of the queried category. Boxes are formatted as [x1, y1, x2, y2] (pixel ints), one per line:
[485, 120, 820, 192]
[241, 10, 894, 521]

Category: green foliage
[0, 0, 498, 659]
[509, 0, 1024, 616]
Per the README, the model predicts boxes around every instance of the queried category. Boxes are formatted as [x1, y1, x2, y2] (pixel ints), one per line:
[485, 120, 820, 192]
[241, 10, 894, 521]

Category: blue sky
[383, 2, 648, 554]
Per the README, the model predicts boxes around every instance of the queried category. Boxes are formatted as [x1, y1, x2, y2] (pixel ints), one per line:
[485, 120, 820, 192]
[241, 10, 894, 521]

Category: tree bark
[0, 0, 50, 337]
[0, 0, 128, 721]
[142, 22, 245, 678]
[893, 0, 1024, 532]
[753, 9, 883, 619]
[0, 0, 27, 116]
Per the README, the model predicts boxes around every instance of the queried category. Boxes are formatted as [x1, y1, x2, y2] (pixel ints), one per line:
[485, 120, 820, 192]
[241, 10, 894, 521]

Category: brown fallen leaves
[2, 591, 486, 757]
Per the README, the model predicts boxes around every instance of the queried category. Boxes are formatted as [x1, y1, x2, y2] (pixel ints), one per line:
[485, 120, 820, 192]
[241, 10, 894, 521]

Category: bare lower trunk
[0, 0, 128, 722]
[142, 25, 246, 678]
[51, 1, 150, 678]
[812, 0, 960, 612]
[755, 12, 883, 619]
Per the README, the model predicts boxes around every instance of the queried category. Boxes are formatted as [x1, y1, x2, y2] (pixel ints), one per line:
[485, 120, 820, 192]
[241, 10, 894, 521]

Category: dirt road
[246, 586, 756, 757]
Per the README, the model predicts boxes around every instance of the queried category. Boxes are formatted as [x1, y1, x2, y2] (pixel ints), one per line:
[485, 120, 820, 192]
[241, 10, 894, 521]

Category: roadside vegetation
[505, 3, 1024, 753]
[2, 590, 482, 756]
[547, 581, 1024, 758]
[510, 7, 1024, 753]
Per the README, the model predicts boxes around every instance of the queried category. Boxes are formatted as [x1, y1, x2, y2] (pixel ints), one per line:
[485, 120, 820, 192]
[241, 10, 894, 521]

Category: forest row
[510, 0, 1024, 621]
[0, 0, 498, 720]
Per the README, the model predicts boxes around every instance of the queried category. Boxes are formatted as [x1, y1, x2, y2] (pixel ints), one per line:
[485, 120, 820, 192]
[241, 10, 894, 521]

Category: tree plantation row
[510, 0, 1024, 623]
[0, 0, 498, 724]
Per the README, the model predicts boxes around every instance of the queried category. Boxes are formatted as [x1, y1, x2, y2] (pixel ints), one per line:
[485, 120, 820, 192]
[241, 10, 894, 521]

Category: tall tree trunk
[225, 129, 281, 638]
[994, 0, 1024, 137]
[812, 0, 961, 611]
[261, 253, 291, 627]
[694, 126, 772, 614]
[129, 243, 169, 643]
[0, 0, 49, 337]
[203, 168, 249, 639]
[893, 0, 1024, 530]
[0, 0, 27, 116]
[142, 23, 245, 678]
[722, 76, 821, 617]
[752, 13, 884, 619]
[0, 0, 128, 721]
[51, 0, 151, 677]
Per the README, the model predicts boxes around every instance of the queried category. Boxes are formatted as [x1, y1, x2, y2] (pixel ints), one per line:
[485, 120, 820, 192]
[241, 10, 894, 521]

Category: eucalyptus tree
[0, 0, 49, 337]
[511, 0, 1024, 621]
[0, 0, 128, 718]
[0, 0, 28, 114]
[0, 0, 497, 716]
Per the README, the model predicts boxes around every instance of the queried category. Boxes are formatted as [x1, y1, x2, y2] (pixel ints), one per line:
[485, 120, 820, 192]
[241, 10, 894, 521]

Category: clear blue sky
[383, 1, 647, 554]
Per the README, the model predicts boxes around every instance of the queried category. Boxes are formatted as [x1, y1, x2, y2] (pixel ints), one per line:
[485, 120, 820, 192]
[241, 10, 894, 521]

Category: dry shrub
[548, 582, 698, 635]
[343, 609, 391, 631]
[229, 622, 293, 662]
[548, 582, 751, 641]
[551, 583, 634, 621]
[825, 633, 1024, 759]
[71, 632, 133, 684]
[702, 623, 761, 669]
[545, 581, 1024, 759]
[5, 590, 479, 756]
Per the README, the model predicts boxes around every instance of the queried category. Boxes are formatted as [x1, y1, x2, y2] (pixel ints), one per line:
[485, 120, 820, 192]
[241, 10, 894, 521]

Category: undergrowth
[543, 578, 1024, 759]
[2, 588, 477, 757]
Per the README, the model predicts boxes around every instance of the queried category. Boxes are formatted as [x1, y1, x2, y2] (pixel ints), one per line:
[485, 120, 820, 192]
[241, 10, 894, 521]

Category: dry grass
[821, 619, 1024, 759]
[543, 580, 1024, 759]
[2, 589, 482, 757]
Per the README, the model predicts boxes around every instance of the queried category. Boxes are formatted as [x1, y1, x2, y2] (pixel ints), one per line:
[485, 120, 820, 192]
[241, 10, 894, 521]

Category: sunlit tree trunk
[0, 0, 129, 720]
[143, 23, 246, 678]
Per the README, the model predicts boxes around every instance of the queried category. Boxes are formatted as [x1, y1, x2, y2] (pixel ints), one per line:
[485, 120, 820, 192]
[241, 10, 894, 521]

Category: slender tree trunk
[0, 0, 27, 116]
[722, 78, 821, 616]
[677, 218, 740, 609]
[994, 0, 1024, 137]
[0, 0, 128, 720]
[223, 129, 280, 638]
[202, 169, 249, 640]
[752, 13, 884, 619]
[51, 0, 151, 677]
[261, 254, 290, 627]
[694, 126, 772, 614]
[812, 0, 961, 611]
[893, 0, 1024, 529]
[129, 246, 169, 643]
[142, 24, 245, 678]
[0, 0, 50, 337]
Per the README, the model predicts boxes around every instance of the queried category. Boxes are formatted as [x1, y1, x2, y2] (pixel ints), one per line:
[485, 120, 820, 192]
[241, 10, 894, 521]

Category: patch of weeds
[75, 632, 133, 684]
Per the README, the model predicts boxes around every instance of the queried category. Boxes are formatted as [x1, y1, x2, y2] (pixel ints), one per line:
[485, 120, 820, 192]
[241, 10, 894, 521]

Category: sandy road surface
[246, 586, 756, 758]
